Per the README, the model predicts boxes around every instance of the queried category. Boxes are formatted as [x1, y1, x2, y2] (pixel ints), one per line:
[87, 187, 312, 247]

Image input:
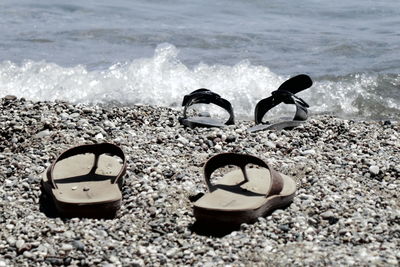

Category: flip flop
[248, 74, 313, 132]
[179, 89, 235, 128]
[41, 143, 127, 218]
[193, 153, 296, 225]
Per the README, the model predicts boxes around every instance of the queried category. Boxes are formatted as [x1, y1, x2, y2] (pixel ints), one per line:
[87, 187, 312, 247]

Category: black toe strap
[181, 89, 235, 125]
[254, 74, 312, 124]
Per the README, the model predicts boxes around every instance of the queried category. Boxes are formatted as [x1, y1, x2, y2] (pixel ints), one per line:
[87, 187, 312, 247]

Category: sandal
[179, 89, 235, 128]
[41, 143, 126, 218]
[248, 74, 312, 132]
[193, 153, 296, 225]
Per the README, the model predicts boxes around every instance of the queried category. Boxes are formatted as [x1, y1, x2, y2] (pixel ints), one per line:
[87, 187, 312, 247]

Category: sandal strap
[181, 89, 235, 125]
[203, 153, 283, 197]
[254, 74, 312, 125]
[46, 143, 127, 189]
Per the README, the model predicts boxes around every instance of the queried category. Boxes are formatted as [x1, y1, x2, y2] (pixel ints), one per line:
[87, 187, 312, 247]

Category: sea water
[0, 0, 399, 120]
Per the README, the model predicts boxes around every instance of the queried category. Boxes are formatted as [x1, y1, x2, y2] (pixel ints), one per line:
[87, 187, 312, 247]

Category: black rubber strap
[254, 89, 309, 125]
[47, 143, 127, 189]
[181, 89, 235, 125]
[203, 153, 283, 197]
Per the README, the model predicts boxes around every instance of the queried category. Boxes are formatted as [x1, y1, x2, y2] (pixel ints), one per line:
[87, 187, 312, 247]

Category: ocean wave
[1, 44, 399, 120]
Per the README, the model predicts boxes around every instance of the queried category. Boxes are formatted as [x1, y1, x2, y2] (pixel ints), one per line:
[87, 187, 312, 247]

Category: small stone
[177, 136, 189, 145]
[7, 237, 16, 246]
[269, 133, 278, 140]
[23, 251, 33, 258]
[321, 210, 335, 219]
[95, 133, 104, 140]
[83, 187, 90, 191]
[369, 165, 380, 175]
[265, 141, 276, 149]
[166, 248, 177, 257]
[64, 231, 74, 239]
[35, 129, 51, 138]
[226, 135, 237, 143]
[4, 95, 17, 100]
[15, 240, 25, 249]
[132, 259, 144, 266]
[60, 113, 70, 119]
[138, 246, 146, 255]
[214, 144, 222, 150]
[103, 120, 115, 128]
[72, 240, 85, 251]
[61, 244, 73, 251]
[82, 107, 94, 113]
[71, 186, 77, 190]
[108, 255, 119, 263]
[0, 260, 6, 267]
[301, 149, 316, 156]
[279, 224, 290, 232]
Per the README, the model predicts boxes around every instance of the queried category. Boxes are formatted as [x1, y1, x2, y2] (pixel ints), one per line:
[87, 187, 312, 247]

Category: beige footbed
[42, 154, 123, 205]
[194, 168, 296, 211]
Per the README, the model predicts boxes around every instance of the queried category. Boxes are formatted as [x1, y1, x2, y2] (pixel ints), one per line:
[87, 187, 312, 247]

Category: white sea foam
[1, 44, 398, 120]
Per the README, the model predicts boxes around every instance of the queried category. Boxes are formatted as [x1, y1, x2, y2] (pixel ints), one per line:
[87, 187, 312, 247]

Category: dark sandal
[248, 74, 312, 132]
[179, 89, 235, 128]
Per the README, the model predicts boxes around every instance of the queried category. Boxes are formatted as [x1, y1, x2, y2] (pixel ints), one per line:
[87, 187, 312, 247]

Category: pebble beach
[0, 96, 399, 266]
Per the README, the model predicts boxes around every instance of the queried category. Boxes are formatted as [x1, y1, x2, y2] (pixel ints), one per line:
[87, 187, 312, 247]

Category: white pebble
[35, 129, 51, 138]
[269, 133, 278, 140]
[15, 240, 25, 249]
[301, 149, 316, 155]
[61, 244, 73, 251]
[369, 165, 380, 175]
[95, 133, 104, 140]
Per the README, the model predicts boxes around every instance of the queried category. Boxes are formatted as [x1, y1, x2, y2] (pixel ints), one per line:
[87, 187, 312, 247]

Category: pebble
[23, 251, 33, 258]
[15, 240, 25, 249]
[6, 237, 16, 246]
[321, 211, 335, 219]
[264, 141, 276, 149]
[61, 244, 73, 251]
[72, 240, 85, 251]
[369, 165, 380, 175]
[301, 149, 316, 155]
[4, 95, 17, 100]
[269, 133, 278, 140]
[95, 133, 104, 140]
[226, 135, 237, 143]
[34, 129, 51, 138]
[0, 99, 398, 266]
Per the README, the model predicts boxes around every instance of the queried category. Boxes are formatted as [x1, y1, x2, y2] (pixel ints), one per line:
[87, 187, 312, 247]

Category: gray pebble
[72, 240, 85, 251]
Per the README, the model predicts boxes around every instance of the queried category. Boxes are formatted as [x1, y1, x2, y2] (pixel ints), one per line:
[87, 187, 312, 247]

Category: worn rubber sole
[41, 179, 121, 219]
[180, 117, 226, 128]
[247, 120, 305, 133]
[194, 192, 295, 225]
